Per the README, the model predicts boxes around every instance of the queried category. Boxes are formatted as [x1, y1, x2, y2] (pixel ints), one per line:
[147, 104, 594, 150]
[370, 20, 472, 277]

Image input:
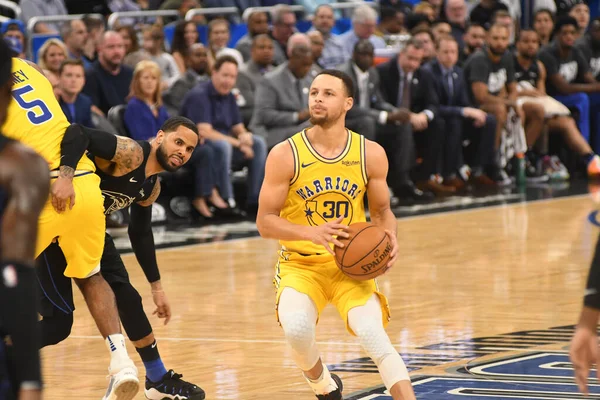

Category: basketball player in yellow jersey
[1, 57, 140, 400]
[257, 69, 416, 400]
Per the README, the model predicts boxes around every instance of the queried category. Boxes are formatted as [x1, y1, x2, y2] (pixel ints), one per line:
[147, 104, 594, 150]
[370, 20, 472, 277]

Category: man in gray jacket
[250, 33, 314, 148]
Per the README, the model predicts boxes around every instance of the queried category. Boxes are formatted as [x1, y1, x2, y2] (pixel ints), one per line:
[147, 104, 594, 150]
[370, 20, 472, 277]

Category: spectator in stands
[376, 7, 408, 40]
[339, 5, 386, 60]
[61, 20, 91, 69]
[58, 59, 94, 128]
[407, 12, 433, 31]
[159, 0, 204, 25]
[469, 0, 509, 28]
[312, 4, 345, 69]
[424, 35, 498, 188]
[118, 25, 148, 69]
[568, 0, 590, 40]
[425, 0, 443, 20]
[307, 31, 325, 68]
[464, 23, 547, 183]
[64, 0, 111, 15]
[82, 16, 105, 64]
[444, 0, 468, 48]
[207, 19, 232, 71]
[1, 20, 26, 59]
[84, 31, 133, 115]
[236, 35, 275, 125]
[181, 55, 267, 215]
[379, 0, 413, 14]
[270, 4, 297, 65]
[250, 33, 315, 148]
[3, 36, 22, 59]
[37, 39, 68, 81]
[171, 21, 200, 73]
[294, 0, 334, 17]
[43, 69, 62, 100]
[432, 21, 452, 42]
[164, 43, 209, 116]
[124, 60, 170, 140]
[576, 17, 600, 81]
[338, 40, 406, 141]
[539, 16, 600, 152]
[458, 23, 486, 66]
[514, 28, 600, 179]
[21, 0, 68, 34]
[534, 9, 555, 46]
[412, 27, 436, 63]
[491, 9, 516, 45]
[142, 25, 180, 88]
[414, 2, 436, 22]
[236, 11, 270, 62]
[377, 38, 450, 198]
[535, 0, 556, 14]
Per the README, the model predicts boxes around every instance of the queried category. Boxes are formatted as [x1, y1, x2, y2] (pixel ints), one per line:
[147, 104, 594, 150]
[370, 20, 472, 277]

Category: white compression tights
[277, 288, 410, 390]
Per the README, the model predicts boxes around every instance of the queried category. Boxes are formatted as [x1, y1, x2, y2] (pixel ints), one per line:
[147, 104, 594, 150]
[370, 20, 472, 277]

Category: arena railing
[185, 7, 240, 21]
[107, 10, 181, 29]
[0, 0, 21, 20]
[27, 14, 104, 61]
[241, 5, 306, 22]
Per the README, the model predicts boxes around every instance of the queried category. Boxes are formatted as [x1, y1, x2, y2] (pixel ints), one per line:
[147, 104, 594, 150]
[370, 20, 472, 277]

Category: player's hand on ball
[51, 176, 76, 213]
[383, 230, 398, 274]
[307, 216, 349, 255]
[152, 288, 172, 325]
[570, 323, 599, 395]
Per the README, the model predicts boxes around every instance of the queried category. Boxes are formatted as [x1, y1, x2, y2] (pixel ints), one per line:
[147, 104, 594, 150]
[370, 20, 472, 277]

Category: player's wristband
[584, 290, 600, 310]
[0, 262, 42, 387]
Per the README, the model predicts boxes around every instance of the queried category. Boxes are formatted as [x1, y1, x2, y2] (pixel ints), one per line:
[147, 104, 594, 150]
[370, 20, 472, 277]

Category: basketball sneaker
[542, 155, 570, 181]
[144, 370, 206, 400]
[588, 155, 600, 178]
[316, 373, 343, 400]
[102, 365, 139, 400]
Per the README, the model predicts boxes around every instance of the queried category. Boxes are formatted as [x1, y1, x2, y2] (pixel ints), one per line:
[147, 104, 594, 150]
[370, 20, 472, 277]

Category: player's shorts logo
[304, 192, 354, 226]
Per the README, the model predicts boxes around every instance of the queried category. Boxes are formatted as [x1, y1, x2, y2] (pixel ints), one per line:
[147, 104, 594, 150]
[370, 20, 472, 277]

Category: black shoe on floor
[144, 370, 206, 400]
[316, 373, 343, 400]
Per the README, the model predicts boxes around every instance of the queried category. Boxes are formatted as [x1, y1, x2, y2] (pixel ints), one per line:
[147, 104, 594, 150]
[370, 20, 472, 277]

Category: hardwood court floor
[40, 195, 599, 399]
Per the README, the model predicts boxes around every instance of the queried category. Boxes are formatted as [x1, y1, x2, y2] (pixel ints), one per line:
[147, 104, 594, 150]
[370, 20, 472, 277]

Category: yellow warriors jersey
[280, 129, 368, 255]
[2, 58, 95, 172]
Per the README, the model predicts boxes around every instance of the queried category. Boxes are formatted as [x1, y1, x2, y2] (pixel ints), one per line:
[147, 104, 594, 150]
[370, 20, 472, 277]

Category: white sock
[105, 334, 133, 373]
[304, 363, 338, 395]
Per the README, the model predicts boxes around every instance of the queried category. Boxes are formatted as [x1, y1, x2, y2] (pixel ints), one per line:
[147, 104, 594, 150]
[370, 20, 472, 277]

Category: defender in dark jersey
[37, 117, 206, 400]
[514, 29, 600, 179]
[0, 40, 50, 400]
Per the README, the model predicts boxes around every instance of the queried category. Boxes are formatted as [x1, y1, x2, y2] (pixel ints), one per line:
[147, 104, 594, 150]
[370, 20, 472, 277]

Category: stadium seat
[107, 105, 130, 137]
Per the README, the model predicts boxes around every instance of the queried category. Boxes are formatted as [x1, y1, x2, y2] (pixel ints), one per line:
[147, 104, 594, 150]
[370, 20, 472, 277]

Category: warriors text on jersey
[280, 129, 368, 255]
[2, 58, 94, 172]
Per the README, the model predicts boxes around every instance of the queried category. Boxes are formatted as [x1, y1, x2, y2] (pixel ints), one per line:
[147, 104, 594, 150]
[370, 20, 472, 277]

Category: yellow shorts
[35, 173, 105, 279]
[274, 250, 390, 335]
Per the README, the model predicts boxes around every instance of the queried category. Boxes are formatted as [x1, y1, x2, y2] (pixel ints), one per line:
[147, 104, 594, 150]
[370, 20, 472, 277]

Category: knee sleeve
[349, 295, 410, 390]
[278, 288, 320, 371]
[39, 312, 73, 347]
[111, 282, 152, 342]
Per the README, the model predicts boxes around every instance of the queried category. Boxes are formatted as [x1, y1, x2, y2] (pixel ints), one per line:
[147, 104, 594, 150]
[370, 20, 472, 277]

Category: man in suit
[250, 33, 315, 149]
[235, 10, 270, 62]
[337, 40, 408, 140]
[377, 38, 451, 200]
[164, 43, 209, 116]
[237, 34, 275, 126]
[57, 59, 94, 128]
[424, 35, 497, 188]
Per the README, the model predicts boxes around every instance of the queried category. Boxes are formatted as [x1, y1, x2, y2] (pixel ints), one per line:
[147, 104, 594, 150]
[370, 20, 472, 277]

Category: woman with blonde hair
[37, 39, 68, 78]
[123, 60, 170, 140]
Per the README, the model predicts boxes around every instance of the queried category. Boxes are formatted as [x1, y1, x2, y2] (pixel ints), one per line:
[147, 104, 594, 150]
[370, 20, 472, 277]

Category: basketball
[334, 222, 393, 281]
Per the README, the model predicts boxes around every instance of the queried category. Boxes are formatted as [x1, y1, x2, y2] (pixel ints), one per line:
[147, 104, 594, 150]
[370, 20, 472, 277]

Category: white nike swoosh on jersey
[129, 177, 137, 183]
[585, 288, 598, 296]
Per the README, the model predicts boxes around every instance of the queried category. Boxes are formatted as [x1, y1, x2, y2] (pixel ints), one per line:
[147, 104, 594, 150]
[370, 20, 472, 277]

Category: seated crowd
[3, 0, 600, 218]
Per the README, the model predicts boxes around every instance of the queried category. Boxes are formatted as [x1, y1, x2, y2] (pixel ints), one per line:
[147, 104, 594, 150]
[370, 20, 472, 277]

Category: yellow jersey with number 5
[2, 58, 95, 172]
[279, 128, 368, 255]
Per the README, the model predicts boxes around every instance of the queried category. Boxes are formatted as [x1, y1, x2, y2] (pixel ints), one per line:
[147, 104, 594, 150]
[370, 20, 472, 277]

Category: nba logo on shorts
[2, 265, 17, 288]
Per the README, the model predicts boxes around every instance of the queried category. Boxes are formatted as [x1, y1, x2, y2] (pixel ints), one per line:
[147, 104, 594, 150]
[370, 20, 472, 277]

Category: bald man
[83, 30, 134, 114]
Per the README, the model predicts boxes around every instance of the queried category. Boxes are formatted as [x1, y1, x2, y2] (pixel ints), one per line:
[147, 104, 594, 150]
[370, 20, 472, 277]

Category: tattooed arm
[53, 124, 144, 212]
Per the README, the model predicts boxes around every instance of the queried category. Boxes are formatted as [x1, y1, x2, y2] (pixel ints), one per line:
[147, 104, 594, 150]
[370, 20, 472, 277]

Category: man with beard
[235, 10, 270, 62]
[83, 31, 133, 115]
[464, 23, 548, 183]
[575, 17, 600, 81]
[256, 69, 416, 400]
[38, 117, 207, 400]
[312, 4, 346, 69]
[515, 28, 600, 179]
[539, 16, 600, 152]
[457, 22, 486, 67]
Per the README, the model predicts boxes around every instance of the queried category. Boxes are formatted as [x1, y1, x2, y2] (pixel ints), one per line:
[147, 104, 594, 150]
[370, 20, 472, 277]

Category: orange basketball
[334, 222, 393, 281]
